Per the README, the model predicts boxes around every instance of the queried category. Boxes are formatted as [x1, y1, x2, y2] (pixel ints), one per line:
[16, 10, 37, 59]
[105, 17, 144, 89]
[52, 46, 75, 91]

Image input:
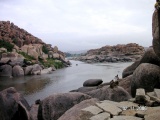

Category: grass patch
[18, 52, 35, 61]
[39, 58, 64, 69]
[0, 40, 14, 52]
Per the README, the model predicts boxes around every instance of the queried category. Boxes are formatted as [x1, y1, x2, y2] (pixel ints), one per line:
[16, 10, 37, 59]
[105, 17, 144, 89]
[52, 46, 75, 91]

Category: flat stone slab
[147, 92, 155, 97]
[154, 89, 160, 98]
[109, 116, 143, 120]
[96, 102, 122, 115]
[89, 112, 110, 120]
[82, 106, 103, 115]
[136, 89, 145, 96]
[145, 112, 160, 120]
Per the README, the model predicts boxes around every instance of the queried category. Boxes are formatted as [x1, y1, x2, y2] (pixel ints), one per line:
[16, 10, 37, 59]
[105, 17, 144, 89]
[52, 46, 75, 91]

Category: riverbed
[0, 60, 132, 105]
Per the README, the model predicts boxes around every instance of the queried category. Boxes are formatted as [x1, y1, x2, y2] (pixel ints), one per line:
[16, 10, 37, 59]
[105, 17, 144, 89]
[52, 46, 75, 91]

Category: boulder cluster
[0, 21, 70, 77]
[72, 43, 145, 63]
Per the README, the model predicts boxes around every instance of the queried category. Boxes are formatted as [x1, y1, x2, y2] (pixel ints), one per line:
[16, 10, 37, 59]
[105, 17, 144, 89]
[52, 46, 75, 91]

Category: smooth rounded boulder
[0, 64, 12, 77]
[12, 65, 24, 77]
[0, 87, 31, 120]
[83, 79, 103, 87]
[38, 92, 92, 120]
[131, 63, 160, 97]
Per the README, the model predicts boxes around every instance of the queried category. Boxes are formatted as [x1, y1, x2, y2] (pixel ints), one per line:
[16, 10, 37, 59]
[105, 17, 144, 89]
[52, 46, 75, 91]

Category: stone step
[82, 105, 103, 115]
[89, 112, 110, 120]
[96, 102, 122, 116]
[154, 89, 160, 99]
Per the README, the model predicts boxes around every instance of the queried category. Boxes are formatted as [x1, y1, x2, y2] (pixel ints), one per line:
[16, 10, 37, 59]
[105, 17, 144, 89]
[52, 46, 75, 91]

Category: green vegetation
[42, 45, 49, 54]
[18, 51, 35, 61]
[0, 40, 14, 52]
[39, 58, 64, 69]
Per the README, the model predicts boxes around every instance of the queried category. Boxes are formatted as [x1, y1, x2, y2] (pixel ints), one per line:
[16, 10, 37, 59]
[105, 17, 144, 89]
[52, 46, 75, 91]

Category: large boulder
[0, 87, 31, 120]
[152, 10, 160, 58]
[83, 79, 103, 87]
[122, 60, 140, 78]
[38, 92, 92, 120]
[31, 64, 42, 75]
[70, 87, 98, 93]
[131, 63, 160, 97]
[12, 65, 24, 77]
[0, 64, 12, 77]
[24, 66, 33, 75]
[119, 75, 132, 95]
[85, 86, 131, 102]
[58, 98, 99, 120]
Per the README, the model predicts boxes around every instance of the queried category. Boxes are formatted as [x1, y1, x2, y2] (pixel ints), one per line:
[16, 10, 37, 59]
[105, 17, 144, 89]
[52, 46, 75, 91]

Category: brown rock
[0, 64, 12, 77]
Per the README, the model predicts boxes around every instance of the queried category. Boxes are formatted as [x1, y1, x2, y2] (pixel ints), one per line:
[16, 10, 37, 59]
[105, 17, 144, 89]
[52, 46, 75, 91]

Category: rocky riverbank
[1, 6, 160, 120]
[0, 21, 70, 77]
[71, 43, 145, 63]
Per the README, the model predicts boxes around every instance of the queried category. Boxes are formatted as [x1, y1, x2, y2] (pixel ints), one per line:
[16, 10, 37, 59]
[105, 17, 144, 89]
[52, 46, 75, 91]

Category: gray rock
[70, 87, 98, 93]
[119, 75, 132, 95]
[0, 87, 31, 120]
[12, 65, 24, 77]
[131, 63, 160, 97]
[83, 79, 103, 87]
[58, 98, 99, 120]
[0, 64, 12, 77]
[38, 92, 92, 120]
[24, 66, 33, 75]
[122, 60, 140, 78]
[86, 86, 131, 102]
[30, 104, 39, 120]
[145, 113, 160, 120]
[31, 64, 42, 75]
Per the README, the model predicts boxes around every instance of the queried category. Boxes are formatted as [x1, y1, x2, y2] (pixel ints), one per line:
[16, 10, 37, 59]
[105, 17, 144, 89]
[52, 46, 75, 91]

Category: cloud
[0, 0, 155, 51]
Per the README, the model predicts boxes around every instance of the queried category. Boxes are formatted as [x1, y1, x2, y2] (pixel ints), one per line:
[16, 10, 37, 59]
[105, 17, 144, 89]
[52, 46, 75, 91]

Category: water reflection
[0, 75, 51, 95]
[0, 60, 132, 105]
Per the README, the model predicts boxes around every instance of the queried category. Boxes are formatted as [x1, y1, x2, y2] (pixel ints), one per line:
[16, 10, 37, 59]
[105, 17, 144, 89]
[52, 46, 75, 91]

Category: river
[0, 60, 132, 105]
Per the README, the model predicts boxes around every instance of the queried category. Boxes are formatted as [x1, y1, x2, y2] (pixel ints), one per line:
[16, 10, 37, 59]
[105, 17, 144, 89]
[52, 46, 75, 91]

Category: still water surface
[0, 60, 132, 105]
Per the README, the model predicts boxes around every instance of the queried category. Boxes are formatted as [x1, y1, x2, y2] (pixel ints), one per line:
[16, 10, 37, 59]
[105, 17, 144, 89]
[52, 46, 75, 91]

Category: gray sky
[0, 0, 155, 52]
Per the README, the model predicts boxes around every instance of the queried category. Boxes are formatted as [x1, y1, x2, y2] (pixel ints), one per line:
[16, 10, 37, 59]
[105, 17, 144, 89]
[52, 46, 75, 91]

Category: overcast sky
[0, 0, 155, 52]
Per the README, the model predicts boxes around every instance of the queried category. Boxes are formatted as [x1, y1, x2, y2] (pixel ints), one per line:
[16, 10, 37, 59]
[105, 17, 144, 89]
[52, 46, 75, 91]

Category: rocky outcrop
[0, 21, 44, 47]
[38, 92, 92, 120]
[0, 87, 31, 120]
[0, 21, 71, 77]
[73, 43, 145, 63]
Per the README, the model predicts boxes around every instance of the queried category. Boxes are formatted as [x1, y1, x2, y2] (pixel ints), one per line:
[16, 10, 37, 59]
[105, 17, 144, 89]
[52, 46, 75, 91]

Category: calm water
[0, 60, 132, 105]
